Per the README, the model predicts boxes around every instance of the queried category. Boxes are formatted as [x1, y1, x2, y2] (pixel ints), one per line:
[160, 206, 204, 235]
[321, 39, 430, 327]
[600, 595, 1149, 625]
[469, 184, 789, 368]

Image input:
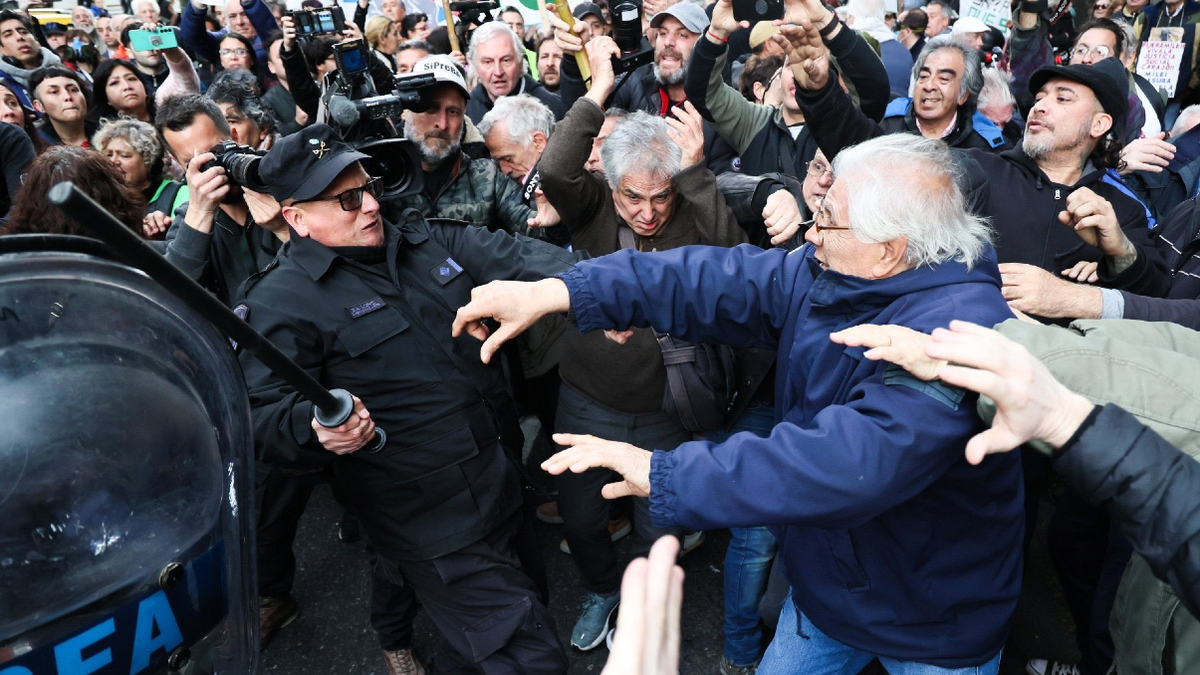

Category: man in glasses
[452, 133, 1023, 675]
[238, 123, 575, 675]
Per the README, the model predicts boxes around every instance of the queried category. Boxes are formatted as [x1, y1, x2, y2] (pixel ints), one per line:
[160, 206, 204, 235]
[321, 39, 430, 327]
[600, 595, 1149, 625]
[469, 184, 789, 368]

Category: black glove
[1019, 0, 1049, 14]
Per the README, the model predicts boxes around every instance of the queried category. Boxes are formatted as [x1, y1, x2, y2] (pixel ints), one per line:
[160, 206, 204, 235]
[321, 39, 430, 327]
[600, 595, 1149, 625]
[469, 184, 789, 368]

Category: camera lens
[222, 152, 269, 193]
[610, 0, 641, 54]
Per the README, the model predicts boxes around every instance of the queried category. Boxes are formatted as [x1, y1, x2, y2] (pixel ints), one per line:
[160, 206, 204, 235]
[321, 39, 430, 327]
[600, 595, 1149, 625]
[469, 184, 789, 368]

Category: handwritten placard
[1137, 39, 1186, 98]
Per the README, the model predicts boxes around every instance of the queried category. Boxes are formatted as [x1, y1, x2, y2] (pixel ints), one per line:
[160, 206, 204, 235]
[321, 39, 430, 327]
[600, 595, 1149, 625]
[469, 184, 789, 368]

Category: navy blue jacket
[561, 244, 1024, 667]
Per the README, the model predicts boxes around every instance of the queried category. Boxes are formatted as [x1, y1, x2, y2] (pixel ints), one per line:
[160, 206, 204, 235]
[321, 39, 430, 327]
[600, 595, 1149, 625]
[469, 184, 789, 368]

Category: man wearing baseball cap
[950, 16, 990, 51]
[549, 0, 738, 170]
[242, 122, 576, 675]
[385, 55, 553, 239]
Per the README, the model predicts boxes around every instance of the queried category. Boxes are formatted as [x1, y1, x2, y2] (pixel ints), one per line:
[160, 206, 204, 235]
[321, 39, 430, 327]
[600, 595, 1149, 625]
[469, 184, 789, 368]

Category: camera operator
[156, 93, 286, 306]
[465, 21, 565, 124]
[386, 55, 551, 237]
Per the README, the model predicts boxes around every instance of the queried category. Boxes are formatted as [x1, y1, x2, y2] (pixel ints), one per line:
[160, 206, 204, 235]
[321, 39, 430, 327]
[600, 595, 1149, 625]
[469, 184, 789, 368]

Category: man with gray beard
[789, 5, 1169, 301]
[385, 55, 544, 237]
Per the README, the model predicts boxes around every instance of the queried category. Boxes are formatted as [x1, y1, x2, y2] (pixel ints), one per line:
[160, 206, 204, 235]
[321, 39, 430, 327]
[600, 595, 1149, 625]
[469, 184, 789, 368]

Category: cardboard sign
[1137, 38, 1186, 98]
[960, 0, 1012, 36]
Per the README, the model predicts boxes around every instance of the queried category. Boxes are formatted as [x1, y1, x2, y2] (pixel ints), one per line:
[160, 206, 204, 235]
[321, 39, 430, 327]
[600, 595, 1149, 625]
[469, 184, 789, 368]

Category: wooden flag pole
[442, 0, 461, 53]
[551, 0, 591, 85]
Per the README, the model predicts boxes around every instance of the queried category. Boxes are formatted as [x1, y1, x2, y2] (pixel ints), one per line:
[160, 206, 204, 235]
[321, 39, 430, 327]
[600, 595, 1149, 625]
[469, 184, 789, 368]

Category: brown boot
[258, 594, 300, 649]
[382, 647, 426, 675]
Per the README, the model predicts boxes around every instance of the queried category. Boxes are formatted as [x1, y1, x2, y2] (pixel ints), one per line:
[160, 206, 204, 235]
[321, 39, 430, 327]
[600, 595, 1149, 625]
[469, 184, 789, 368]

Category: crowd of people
[3, 0, 1200, 673]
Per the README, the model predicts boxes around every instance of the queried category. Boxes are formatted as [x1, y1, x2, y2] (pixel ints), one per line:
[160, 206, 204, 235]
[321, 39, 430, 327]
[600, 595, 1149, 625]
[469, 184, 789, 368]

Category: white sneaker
[1026, 659, 1080, 675]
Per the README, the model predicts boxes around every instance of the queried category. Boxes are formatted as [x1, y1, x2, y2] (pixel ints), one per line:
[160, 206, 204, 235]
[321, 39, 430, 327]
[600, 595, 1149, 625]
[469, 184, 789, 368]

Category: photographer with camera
[156, 93, 286, 306]
[465, 21, 565, 124]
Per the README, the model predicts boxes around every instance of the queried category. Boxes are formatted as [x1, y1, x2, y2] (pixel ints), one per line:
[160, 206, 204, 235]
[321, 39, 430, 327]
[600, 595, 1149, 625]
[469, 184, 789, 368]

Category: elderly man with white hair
[465, 21, 564, 123]
[478, 93, 555, 184]
[452, 133, 1024, 675]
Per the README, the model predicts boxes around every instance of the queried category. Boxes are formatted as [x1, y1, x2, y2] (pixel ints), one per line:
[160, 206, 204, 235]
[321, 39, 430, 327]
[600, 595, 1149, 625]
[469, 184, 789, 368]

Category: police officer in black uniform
[238, 124, 574, 675]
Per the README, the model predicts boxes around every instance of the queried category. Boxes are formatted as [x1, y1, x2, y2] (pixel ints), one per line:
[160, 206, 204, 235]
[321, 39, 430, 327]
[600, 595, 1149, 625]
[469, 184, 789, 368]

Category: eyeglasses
[295, 177, 383, 211]
[805, 160, 832, 178]
[1070, 44, 1112, 61]
[219, 48, 249, 57]
[1094, 3, 1110, 8]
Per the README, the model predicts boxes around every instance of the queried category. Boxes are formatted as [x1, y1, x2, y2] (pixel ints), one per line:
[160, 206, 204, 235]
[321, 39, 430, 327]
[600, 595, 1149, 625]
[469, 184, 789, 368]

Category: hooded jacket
[0, 48, 63, 91]
[560, 243, 1023, 667]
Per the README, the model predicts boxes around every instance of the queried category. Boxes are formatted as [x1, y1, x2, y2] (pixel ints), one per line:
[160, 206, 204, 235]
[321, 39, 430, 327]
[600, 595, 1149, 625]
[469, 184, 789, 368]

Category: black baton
[48, 181, 387, 452]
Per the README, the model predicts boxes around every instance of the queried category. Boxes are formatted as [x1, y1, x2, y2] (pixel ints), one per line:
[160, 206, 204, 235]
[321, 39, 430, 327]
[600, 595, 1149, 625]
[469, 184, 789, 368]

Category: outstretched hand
[543, 433, 653, 498]
[779, 18, 830, 91]
[451, 278, 572, 364]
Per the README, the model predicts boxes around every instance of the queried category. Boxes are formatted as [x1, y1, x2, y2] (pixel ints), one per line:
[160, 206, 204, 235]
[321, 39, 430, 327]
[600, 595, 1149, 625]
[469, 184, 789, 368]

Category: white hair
[846, 0, 886, 23]
[134, 0, 158, 14]
[467, 20, 528, 74]
[600, 111, 682, 190]
[1171, 104, 1200, 137]
[977, 67, 1014, 112]
[832, 134, 993, 270]
[478, 94, 554, 146]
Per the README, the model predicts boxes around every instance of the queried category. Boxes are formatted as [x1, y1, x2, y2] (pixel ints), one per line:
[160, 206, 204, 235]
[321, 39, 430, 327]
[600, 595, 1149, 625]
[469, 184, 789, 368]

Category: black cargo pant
[379, 512, 568, 675]
[554, 383, 689, 596]
[256, 464, 419, 650]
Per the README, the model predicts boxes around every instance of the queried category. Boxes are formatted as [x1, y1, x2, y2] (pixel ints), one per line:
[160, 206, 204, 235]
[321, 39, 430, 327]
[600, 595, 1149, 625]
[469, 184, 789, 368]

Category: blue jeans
[706, 403, 778, 666]
[758, 596, 1002, 675]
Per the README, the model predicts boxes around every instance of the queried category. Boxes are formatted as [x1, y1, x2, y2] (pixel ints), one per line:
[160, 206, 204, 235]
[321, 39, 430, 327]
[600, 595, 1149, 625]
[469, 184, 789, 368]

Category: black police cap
[259, 124, 369, 202]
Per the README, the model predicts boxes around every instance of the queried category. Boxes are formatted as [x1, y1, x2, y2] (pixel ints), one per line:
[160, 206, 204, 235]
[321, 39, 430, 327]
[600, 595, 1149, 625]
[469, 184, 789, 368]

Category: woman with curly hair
[3, 146, 145, 237]
[92, 117, 187, 239]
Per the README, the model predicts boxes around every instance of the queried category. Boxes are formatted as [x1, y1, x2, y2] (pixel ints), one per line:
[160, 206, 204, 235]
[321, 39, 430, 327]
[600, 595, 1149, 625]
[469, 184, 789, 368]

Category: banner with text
[960, 0, 1012, 36]
[1137, 39, 1186, 99]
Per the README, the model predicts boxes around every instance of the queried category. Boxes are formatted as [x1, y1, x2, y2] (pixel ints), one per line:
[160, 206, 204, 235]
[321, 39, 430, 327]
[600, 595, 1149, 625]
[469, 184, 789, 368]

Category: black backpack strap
[656, 331, 702, 433]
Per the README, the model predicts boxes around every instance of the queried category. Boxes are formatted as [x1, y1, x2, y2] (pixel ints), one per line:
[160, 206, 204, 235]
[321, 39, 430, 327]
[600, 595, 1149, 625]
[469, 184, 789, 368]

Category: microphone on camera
[328, 94, 360, 128]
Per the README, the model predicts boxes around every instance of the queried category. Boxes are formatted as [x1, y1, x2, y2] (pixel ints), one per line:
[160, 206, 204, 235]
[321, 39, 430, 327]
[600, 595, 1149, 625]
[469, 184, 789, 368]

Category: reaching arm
[536, 97, 611, 235]
[281, 42, 321, 121]
[562, 244, 805, 349]
[825, 16, 891, 122]
[179, 1, 221, 64]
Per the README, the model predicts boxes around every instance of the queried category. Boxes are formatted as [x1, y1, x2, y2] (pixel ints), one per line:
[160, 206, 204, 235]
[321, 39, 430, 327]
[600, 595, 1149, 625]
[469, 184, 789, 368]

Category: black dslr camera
[287, 5, 346, 38]
[610, 0, 654, 75]
[203, 141, 270, 194]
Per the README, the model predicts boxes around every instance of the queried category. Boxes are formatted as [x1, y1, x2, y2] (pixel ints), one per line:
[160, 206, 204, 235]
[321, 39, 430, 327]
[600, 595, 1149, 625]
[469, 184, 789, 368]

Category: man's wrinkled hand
[546, 5, 589, 53]
[1059, 187, 1134, 259]
[829, 324, 943, 381]
[1000, 262, 1102, 319]
[779, 18, 830, 91]
[527, 188, 561, 228]
[1118, 132, 1174, 175]
[452, 278, 572, 364]
[543, 433, 653, 498]
[312, 395, 376, 455]
[923, 321, 1096, 464]
[664, 101, 705, 168]
[762, 189, 804, 245]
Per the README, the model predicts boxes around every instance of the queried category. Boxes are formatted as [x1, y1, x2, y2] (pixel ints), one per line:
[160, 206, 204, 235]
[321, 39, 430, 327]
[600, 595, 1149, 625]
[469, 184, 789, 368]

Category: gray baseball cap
[649, 2, 709, 34]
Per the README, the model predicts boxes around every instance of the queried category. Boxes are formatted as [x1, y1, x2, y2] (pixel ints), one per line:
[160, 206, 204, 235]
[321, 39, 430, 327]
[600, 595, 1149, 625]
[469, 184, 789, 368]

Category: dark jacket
[163, 205, 284, 307]
[1118, 196, 1200, 327]
[561, 243, 1023, 667]
[798, 75, 1171, 297]
[879, 97, 1011, 152]
[1055, 403, 1200, 619]
[0, 122, 34, 220]
[238, 214, 579, 561]
[557, 58, 741, 175]
[385, 151, 538, 237]
[1124, 129, 1200, 222]
[262, 82, 304, 136]
[539, 97, 747, 414]
[465, 75, 566, 124]
[684, 22, 890, 179]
